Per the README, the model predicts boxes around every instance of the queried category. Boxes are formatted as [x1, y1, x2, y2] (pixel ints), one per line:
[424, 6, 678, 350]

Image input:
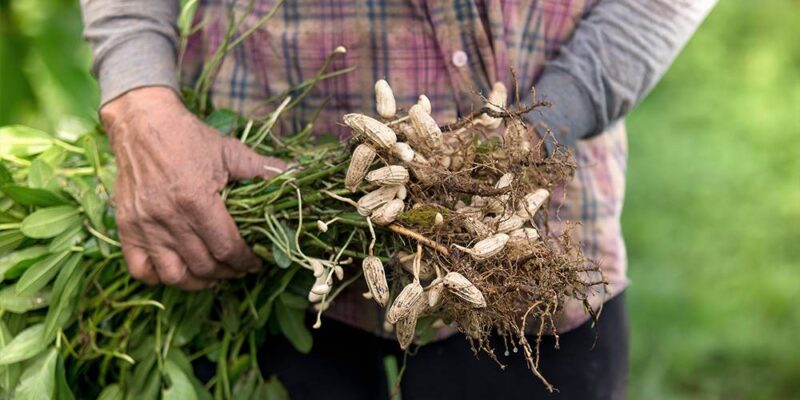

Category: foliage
[0, 113, 355, 398]
[624, 1, 800, 399]
[0, 0, 99, 131]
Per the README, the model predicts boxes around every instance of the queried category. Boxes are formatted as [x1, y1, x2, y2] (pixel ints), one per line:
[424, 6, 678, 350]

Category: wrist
[100, 86, 183, 124]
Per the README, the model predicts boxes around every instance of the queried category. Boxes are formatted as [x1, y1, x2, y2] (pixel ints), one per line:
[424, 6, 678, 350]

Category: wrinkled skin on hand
[100, 87, 286, 290]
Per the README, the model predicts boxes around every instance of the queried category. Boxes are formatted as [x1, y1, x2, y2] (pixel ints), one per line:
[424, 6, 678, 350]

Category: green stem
[53, 139, 86, 154]
[269, 187, 349, 213]
[228, 163, 345, 207]
[215, 332, 233, 400]
[227, 0, 284, 49]
[294, 162, 347, 186]
[303, 232, 377, 261]
[301, 217, 368, 230]
[58, 167, 95, 177]
[244, 68, 355, 117]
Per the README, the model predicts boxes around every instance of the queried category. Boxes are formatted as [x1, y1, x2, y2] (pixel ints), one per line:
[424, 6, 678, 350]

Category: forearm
[530, 0, 717, 152]
[80, 0, 181, 106]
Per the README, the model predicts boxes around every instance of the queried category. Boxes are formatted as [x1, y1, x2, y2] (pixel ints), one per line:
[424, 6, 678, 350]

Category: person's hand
[100, 87, 286, 290]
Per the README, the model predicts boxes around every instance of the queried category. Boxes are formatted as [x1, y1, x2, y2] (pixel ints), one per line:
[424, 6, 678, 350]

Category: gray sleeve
[80, 0, 180, 105]
[527, 0, 717, 153]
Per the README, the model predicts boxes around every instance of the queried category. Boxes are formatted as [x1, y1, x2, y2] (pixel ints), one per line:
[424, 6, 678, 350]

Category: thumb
[221, 137, 287, 181]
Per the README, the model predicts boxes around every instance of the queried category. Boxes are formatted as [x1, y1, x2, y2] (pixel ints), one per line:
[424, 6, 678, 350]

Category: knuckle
[176, 191, 210, 211]
[211, 240, 238, 262]
[189, 260, 217, 278]
[127, 262, 153, 282]
[158, 264, 187, 285]
[140, 202, 173, 224]
[174, 192, 195, 207]
[144, 200, 170, 218]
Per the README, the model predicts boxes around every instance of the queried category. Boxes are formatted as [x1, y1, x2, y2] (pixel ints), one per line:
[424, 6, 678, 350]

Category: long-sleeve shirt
[80, 0, 715, 334]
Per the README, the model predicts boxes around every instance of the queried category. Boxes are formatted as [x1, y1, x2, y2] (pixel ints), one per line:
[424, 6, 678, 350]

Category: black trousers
[258, 293, 629, 400]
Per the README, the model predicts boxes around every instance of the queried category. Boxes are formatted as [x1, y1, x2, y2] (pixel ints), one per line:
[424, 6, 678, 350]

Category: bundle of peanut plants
[0, 2, 603, 399]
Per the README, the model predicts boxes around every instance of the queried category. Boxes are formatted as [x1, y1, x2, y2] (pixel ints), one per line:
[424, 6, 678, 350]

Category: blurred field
[1, 0, 798, 399]
[624, 1, 800, 399]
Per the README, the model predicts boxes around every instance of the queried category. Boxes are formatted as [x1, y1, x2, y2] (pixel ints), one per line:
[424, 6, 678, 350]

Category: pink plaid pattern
[184, 0, 627, 335]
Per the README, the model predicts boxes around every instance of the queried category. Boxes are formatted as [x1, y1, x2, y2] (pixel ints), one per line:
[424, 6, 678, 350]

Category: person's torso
[184, 0, 628, 335]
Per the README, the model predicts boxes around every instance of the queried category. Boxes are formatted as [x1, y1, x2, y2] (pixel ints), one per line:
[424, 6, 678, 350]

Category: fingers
[188, 194, 262, 273]
[119, 192, 252, 288]
[150, 248, 215, 291]
[121, 245, 160, 285]
[175, 231, 243, 279]
[222, 137, 287, 181]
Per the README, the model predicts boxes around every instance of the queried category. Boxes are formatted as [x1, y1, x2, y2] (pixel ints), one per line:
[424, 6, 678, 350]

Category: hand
[101, 87, 286, 290]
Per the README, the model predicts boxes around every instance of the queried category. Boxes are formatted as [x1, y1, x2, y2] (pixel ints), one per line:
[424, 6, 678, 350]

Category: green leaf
[0, 126, 53, 157]
[232, 368, 259, 400]
[256, 267, 300, 326]
[79, 189, 105, 230]
[0, 324, 47, 365]
[0, 162, 12, 185]
[0, 285, 50, 313]
[227, 356, 250, 385]
[278, 291, 309, 309]
[162, 359, 198, 400]
[16, 250, 71, 296]
[0, 321, 22, 392]
[166, 349, 195, 381]
[48, 253, 82, 302]
[128, 347, 156, 386]
[36, 147, 67, 167]
[127, 352, 161, 400]
[1, 185, 70, 207]
[413, 317, 438, 345]
[2, 254, 48, 281]
[80, 133, 102, 171]
[0, 230, 24, 255]
[20, 206, 81, 239]
[0, 208, 19, 224]
[47, 223, 85, 252]
[54, 353, 75, 400]
[27, 159, 55, 189]
[270, 222, 298, 269]
[178, 0, 200, 35]
[205, 109, 239, 134]
[0, 196, 10, 209]
[255, 376, 290, 400]
[14, 347, 57, 400]
[272, 242, 292, 268]
[97, 384, 123, 400]
[42, 254, 83, 341]
[275, 297, 312, 354]
[221, 294, 242, 334]
[98, 165, 116, 195]
[0, 246, 48, 281]
[173, 291, 213, 346]
[192, 378, 213, 400]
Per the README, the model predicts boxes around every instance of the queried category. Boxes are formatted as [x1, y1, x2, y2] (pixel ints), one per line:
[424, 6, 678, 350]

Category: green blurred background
[1, 0, 798, 398]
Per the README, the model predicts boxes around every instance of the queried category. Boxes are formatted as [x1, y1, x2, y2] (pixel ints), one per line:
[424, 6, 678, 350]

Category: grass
[623, 1, 800, 398]
[2, 0, 798, 398]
